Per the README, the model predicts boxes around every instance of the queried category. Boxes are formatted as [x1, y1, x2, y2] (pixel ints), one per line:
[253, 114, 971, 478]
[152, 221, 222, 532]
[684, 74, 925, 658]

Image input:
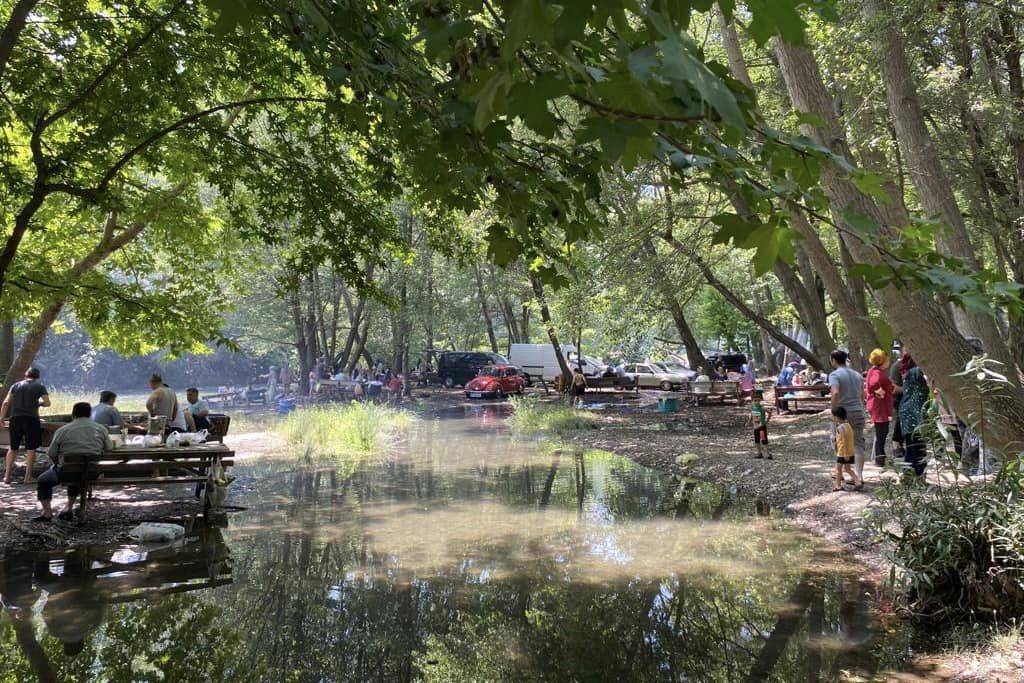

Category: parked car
[437, 351, 508, 387]
[509, 343, 606, 385]
[620, 362, 690, 391]
[465, 365, 526, 399]
[706, 352, 748, 374]
[652, 360, 697, 381]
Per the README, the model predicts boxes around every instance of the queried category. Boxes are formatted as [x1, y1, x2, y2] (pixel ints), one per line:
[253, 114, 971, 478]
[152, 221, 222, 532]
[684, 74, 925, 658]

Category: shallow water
[1, 405, 915, 681]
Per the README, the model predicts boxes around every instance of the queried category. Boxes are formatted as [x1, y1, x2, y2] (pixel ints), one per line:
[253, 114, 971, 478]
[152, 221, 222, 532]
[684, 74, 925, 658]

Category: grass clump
[509, 395, 594, 435]
[277, 402, 411, 461]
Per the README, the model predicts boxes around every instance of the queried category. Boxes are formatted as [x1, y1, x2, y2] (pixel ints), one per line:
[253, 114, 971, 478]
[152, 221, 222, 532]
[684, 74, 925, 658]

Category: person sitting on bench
[34, 402, 110, 523]
[185, 388, 211, 431]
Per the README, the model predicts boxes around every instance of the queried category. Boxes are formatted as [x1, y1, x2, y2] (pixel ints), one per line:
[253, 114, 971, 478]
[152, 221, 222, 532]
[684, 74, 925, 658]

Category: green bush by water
[277, 402, 412, 460]
[873, 356, 1024, 622]
[509, 395, 594, 435]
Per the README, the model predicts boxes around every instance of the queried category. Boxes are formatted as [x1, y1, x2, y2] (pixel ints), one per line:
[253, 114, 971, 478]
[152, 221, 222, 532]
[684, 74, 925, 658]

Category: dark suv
[437, 351, 509, 387]
[706, 352, 748, 374]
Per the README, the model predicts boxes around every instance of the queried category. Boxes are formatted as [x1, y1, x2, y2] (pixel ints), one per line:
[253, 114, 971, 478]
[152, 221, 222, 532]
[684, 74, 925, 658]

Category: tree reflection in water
[1, 408, 914, 681]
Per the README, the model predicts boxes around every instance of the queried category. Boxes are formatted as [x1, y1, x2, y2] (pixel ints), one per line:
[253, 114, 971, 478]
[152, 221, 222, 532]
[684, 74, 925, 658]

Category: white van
[508, 343, 606, 384]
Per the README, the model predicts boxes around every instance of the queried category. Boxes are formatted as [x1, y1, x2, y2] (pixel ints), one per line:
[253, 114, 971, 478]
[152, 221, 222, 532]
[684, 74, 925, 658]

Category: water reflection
[1, 406, 914, 681]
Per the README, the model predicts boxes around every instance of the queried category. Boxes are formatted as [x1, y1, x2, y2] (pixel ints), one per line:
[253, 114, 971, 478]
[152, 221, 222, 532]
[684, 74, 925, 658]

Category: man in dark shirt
[2, 367, 50, 484]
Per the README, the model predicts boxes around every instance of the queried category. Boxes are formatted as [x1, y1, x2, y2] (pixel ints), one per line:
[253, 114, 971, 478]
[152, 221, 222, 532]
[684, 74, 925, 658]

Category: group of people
[756, 343, 984, 493]
[0, 368, 214, 522]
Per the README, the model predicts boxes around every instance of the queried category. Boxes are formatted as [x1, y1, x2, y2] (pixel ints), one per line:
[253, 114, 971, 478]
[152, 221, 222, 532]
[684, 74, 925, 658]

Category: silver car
[621, 362, 690, 391]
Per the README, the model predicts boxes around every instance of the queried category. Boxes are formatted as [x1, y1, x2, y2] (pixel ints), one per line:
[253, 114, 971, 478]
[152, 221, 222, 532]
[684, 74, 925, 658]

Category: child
[746, 391, 771, 459]
[833, 406, 863, 491]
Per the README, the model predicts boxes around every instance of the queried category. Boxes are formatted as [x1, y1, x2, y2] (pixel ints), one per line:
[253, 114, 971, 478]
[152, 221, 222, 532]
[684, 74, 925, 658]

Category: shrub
[873, 356, 1024, 621]
[509, 395, 594, 435]
[276, 402, 411, 461]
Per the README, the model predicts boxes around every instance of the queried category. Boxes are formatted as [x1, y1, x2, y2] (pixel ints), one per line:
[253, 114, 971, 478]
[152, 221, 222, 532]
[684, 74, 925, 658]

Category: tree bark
[0, 0, 39, 85]
[774, 260, 836, 363]
[773, 36, 1024, 455]
[787, 208, 881, 357]
[866, 0, 1011, 368]
[0, 318, 13, 378]
[474, 264, 499, 353]
[529, 274, 571, 381]
[642, 238, 707, 372]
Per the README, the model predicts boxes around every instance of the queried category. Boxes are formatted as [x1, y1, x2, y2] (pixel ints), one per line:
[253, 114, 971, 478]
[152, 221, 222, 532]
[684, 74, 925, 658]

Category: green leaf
[710, 213, 796, 275]
[486, 223, 522, 266]
[840, 206, 880, 236]
[472, 70, 513, 130]
[504, 0, 562, 58]
[655, 28, 746, 129]
[852, 169, 894, 205]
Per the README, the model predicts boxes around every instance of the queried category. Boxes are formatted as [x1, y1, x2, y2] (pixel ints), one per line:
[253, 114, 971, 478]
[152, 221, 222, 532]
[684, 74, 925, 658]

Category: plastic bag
[204, 459, 233, 508]
[128, 522, 185, 542]
[167, 430, 209, 448]
[125, 435, 162, 448]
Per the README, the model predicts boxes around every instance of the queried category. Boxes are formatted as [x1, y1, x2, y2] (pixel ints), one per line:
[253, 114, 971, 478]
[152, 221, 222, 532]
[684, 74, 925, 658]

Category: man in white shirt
[185, 388, 210, 431]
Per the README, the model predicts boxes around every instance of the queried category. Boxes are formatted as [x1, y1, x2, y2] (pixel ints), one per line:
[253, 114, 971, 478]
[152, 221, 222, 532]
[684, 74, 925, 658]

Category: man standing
[829, 350, 867, 482]
[91, 391, 124, 429]
[2, 367, 50, 484]
[34, 402, 109, 522]
[146, 373, 184, 433]
[185, 388, 211, 431]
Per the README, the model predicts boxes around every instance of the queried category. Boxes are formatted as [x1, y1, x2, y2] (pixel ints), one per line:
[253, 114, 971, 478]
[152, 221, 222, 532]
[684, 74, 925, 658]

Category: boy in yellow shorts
[833, 406, 863, 491]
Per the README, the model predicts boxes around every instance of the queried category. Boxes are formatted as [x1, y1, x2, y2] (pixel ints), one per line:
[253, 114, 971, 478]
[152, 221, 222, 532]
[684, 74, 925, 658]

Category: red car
[465, 365, 526, 399]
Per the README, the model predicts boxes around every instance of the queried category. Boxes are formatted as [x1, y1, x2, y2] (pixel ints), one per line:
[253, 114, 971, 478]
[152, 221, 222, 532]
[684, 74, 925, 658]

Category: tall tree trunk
[774, 261, 836, 363]
[474, 264, 499, 353]
[291, 292, 311, 395]
[772, 35, 1024, 455]
[865, 0, 1012, 369]
[0, 318, 13, 379]
[529, 274, 571, 381]
[0, 0, 40, 84]
[787, 209, 881, 359]
[664, 235, 828, 369]
[719, 10, 879, 363]
[996, 8, 1024, 208]
[642, 238, 706, 371]
[347, 318, 371, 373]
[521, 304, 530, 343]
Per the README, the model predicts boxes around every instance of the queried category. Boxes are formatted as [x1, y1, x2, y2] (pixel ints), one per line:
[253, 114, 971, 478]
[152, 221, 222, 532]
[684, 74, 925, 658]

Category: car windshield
[653, 363, 671, 373]
[480, 367, 501, 377]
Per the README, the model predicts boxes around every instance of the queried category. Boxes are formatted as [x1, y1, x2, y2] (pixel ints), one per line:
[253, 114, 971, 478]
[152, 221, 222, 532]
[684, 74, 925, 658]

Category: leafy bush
[277, 403, 411, 460]
[509, 395, 594, 435]
[874, 356, 1024, 621]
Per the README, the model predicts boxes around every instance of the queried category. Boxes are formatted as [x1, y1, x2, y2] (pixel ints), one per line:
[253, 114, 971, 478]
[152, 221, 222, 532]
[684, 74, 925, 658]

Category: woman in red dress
[864, 348, 895, 467]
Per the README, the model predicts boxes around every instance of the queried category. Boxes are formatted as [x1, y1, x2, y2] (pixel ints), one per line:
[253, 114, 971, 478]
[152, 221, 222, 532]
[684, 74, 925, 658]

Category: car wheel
[522, 374, 533, 387]
[497, 388, 506, 400]
[660, 380, 672, 391]
[443, 376, 454, 388]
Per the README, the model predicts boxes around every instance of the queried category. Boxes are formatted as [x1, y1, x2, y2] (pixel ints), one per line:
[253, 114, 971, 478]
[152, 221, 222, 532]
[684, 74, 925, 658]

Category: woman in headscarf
[865, 348, 894, 467]
[898, 366, 930, 476]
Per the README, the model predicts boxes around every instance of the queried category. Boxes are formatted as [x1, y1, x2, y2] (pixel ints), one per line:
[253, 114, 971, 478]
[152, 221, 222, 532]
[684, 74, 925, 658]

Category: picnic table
[584, 375, 639, 392]
[774, 383, 830, 413]
[44, 441, 234, 521]
[688, 380, 743, 405]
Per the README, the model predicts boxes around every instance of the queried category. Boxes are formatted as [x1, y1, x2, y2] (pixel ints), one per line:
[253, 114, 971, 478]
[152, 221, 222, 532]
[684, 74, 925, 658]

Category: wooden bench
[774, 384, 830, 413]
[689, 380, 743, 405]
[51, 442, 234, 522]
